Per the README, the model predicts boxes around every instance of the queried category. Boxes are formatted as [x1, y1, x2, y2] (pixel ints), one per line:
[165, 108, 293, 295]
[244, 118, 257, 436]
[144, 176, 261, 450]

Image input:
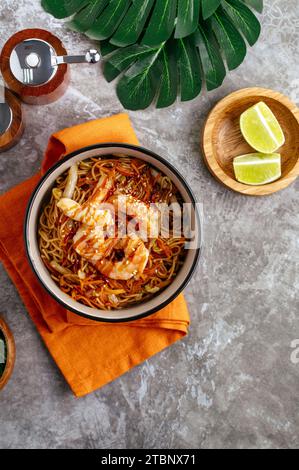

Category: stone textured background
[0, 0, 298, 449]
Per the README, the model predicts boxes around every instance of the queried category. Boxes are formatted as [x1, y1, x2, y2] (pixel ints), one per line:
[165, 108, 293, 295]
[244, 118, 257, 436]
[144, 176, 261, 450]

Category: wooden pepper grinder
[0, 86, 24, 152]
[0, 29, 100, 105]
[0, 316, 16, 390]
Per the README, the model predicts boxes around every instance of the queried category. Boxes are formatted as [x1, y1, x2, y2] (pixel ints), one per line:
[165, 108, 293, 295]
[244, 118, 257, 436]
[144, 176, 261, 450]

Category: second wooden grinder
[0, 87, 24, 152]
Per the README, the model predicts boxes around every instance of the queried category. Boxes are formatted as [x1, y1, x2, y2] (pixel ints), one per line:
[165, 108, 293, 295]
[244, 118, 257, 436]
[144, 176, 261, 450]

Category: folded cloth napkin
[0, 114, 190, 397]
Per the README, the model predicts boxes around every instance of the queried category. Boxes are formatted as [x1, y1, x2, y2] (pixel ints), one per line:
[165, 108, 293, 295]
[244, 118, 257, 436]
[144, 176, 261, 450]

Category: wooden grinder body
[0, 29, 70, 105]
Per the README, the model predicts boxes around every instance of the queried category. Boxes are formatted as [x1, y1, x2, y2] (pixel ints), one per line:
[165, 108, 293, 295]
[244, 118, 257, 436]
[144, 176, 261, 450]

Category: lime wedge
[233, 153, 281, 185]
[240, 102, 285, 153]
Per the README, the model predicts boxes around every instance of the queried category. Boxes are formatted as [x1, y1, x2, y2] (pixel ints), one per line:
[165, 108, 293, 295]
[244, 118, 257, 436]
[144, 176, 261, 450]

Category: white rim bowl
[25, 144, 202, 322]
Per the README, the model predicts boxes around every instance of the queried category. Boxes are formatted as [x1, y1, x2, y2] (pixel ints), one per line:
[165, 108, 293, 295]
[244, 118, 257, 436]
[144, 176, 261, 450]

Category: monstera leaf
[42, 0, 264, 110]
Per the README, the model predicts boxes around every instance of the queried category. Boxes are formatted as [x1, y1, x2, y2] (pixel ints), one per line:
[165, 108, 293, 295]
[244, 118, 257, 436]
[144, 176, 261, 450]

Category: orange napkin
[0, 114, 190, 397]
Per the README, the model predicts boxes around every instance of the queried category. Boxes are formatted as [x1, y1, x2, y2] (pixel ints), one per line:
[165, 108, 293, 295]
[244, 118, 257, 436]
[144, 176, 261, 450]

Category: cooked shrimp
[57, 198, 113, 228]
[73, 229, 149, 281]
[98, 234, 149, 280]
[57, 175, 114, 228]
[58, 176, 150, 280]
[89, 174, 114, 204]
[73, 225, 107, 264]
[110, 194, 159, 240]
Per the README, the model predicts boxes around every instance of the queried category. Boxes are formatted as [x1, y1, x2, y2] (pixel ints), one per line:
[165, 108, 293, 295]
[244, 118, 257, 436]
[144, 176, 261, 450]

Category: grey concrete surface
[0, 0, 298, 449]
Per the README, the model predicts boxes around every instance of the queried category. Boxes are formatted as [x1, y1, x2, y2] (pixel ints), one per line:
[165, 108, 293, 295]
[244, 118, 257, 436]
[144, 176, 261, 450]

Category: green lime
[240, 102, 285, 153]
[233, 153, 281, 185]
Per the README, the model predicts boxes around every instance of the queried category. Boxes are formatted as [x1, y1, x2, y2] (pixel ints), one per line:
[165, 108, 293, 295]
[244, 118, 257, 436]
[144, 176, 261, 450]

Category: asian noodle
[38, 156, 186, 310]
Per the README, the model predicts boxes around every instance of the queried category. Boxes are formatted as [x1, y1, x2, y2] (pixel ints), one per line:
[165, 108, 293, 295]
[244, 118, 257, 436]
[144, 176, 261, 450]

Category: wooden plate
[202, 88, 299, 196]
[0, 317, 16, 390]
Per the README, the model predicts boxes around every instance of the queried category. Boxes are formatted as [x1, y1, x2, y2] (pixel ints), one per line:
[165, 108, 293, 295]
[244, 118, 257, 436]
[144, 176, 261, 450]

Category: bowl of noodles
[25, 144, 201, 322]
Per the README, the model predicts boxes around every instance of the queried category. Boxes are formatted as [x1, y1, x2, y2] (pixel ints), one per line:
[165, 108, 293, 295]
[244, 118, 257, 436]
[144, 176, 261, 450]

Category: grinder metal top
[10, 39, 57, 86]
[9, 38, 101, 87]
